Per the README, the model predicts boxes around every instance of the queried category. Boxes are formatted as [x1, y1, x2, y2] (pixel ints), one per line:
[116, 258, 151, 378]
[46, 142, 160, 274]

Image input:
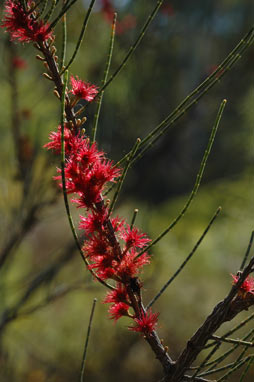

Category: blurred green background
[0, 0, 253, 381]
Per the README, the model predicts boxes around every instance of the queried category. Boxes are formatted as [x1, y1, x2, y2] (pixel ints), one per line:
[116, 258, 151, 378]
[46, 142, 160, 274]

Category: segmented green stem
[80, 298, 97, 382]
[91, 13, 117, 142]
[44, 0, 56, 22]
[130, 209, 139, 230]
[204, 330, 254, 370]
[62, 0, 96, 73]
[198, 358, 247, 379]
[138, 100, 226, 257]
[240, 231, 254, 270]
[239, 357, 254, 382]
[49, 0, 79, 29]
[59, 0, 67, 70]
[146, 207, 221, 309]
[211, 335, 254, 347]
[96, 0, 165, 98]
[216, 356, 254, 381]
[204, 313, 254, 349]
[38, 0, 48, 16]
[191, 343, 221, 380]
[116, 25, 254, 168]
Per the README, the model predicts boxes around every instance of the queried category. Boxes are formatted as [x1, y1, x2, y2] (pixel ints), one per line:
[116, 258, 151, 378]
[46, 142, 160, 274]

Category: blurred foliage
[0, 0, 253, 381]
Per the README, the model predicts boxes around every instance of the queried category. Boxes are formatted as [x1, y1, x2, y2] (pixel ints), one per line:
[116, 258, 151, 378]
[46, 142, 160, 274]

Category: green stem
[44, 0, 56, 22]
[95, 0, 165, 98]
[239, 357, 254, 382]
[146, 207, 221, 309]
[91, 13, 117, 143]
[59, 0, 67, 70]
[116, 25, 254, 168]
[130, 209, 139, 230]
[49, 0, 79, 29]
[240, 231, 254, 270]
[80, 298, 97, 382]
[139, 100, 226, 257]
[62, 0, 96, 73]
[204, 330, 254, 371]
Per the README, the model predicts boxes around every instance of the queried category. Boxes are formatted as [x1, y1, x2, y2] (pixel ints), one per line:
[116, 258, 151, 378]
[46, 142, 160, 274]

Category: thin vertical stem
[49, 0, 79, 29]
[91, 12, 117, 142]
[239, 357, 254, 382]
[62, 0, 96, 72]
[240, 231, 254, 270]
[59, 0, 67, 70]
[38, 0, 49, 16]
[96, 0, 165, 97]
[80, 298, 97, 382]
[44, 0, 56, 22]
[130, 209, 139, 230]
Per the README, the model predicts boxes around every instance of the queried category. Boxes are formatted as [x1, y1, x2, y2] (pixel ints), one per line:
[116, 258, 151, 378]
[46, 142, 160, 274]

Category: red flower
[79, 211, 106, 235]
[70, 75, 98, 102]
[44, 125, 75, 154]
[129, 310, 159, 334]
[82, 235, 110, 258]
[109, 302, 130, 321]
[103, 283, 129, 304]
[116, 249, 150, 280]
[120, 224, 151, 250]
[88, 255, 116, 280]
[1, 1, 52, 43]
[231, 274, 254, 296]
[76, 141, 103, 167]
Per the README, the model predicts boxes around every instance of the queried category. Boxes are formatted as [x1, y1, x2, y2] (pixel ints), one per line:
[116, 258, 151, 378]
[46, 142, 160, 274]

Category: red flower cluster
[129, 310, 159, 334]
[1, 0, 52, 43]
[45, 122, 158, 333]
[231, 273, 254, 297]
[45, 126, 119, 207]
[70, 75, 98, 102]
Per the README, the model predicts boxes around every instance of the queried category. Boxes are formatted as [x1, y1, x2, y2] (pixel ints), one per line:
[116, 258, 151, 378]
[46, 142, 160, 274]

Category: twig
[211, 335, 254, 347]
[146, 207, 221, 309]
[91, 12, 117, 142]
[80, 298, 97, 382]
[62, 0, 96, 73]
[138, 99, 226, 257]
[240, 231, 254, 270]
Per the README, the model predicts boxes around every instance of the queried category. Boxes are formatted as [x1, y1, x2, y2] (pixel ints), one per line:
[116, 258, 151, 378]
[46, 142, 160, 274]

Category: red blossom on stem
[103, 283, 129, 304]
[44, 68, 156, 327]
[1, 0, 53, 43]
[116, 249, 150, 280]
[120, 224, 151, 250]
[129, 310, 159, 334]
[44, 125, 75, 155]
[109, 302, 130, 321]
[231, 274, 254, 296]
[45, 121, 155, 325]
[70, 75, 98, 102]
